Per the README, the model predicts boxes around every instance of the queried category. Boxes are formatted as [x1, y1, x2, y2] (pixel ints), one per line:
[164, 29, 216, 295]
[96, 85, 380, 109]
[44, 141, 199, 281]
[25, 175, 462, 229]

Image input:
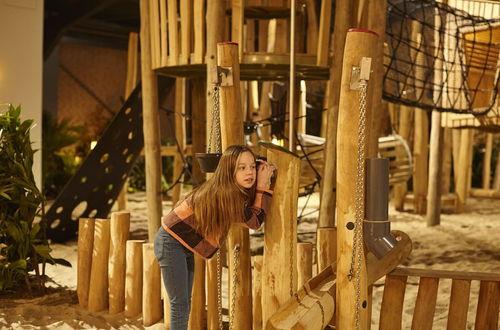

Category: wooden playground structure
[76, 0, 500, 329]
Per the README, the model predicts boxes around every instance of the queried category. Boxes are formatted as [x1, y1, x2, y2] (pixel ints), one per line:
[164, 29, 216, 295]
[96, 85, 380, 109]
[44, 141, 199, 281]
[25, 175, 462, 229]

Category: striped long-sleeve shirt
[161, 187, 273, 259]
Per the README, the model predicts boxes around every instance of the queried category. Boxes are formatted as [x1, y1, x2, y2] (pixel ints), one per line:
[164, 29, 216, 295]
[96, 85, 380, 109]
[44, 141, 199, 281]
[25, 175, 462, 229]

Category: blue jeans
[154, 227, 194, 330]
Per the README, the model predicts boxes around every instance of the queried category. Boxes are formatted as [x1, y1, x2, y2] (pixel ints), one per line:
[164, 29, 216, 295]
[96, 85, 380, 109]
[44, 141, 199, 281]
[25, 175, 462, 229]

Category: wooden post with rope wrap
[336, 29, 379, 330]
[261, 142, 300, 327]
[217, 41, 253, 329]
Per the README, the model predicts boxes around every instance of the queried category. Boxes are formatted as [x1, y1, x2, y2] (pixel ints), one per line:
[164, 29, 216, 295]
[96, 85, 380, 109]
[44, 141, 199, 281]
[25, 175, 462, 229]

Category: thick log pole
[483, 133, 493, 189]
[456, 129, 473, 213]
[140, 0, 163, 241]
[262, 145, 300, 326]
[297, 242, 313, 290]
[77, 218, 95, 308]
[125, 240, 145, 317]
[218, 42, 252, 329]
[413, 107, 429, 214]
[118, 32, 139, 211]
[188, 256, 206, 329]
[88, 219, 110, 312]
[142, 242, 162, 326]
[336, 29, 378, 330]
[109, 211, 131, 314]
[316, 227, 337, 273]
[426, 111, 444, 226]
[206, 2, 225, 329]
[318, 0, 355, 228]
[393, 105, 412, 211]
[172, 78, 186, 207]
[253, 255, 263, 330]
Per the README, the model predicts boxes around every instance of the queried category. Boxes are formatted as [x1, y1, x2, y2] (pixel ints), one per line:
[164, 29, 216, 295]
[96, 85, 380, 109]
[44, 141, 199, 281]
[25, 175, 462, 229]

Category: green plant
[0, 105, 60, 293]
[42, 111, 84, 198]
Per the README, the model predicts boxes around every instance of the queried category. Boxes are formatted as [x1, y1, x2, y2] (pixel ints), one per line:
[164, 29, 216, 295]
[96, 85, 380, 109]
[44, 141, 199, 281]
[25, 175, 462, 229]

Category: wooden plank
[475, 281, 500, 330]
[193, 0, 205, 63]
[149, 0, 161, 68]
[380, 274, 408, 330]
[316, 0, 332, 66]
[159, 0, 168, 66]
[167, 0, 179, 65]
[411, 277, 439, 330]
[447, 279, 471, 330]
[180, 0, 192, 64]
[392, 268, 500, 282]
[172, 78, 186, 207]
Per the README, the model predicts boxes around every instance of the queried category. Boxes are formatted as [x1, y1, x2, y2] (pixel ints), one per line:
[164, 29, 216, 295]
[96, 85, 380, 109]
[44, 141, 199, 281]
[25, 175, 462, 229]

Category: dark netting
[384, 0, 500, 114]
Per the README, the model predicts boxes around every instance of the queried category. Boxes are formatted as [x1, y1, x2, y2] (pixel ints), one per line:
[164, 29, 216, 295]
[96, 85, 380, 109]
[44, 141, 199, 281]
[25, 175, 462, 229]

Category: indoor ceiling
[44, 0, 140, 60]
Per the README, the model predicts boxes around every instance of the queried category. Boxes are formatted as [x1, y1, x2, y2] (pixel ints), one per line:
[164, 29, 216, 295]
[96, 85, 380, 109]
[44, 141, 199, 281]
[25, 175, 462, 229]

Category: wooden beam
[140, 0, 163, 241]
[218, 42, 252, 329]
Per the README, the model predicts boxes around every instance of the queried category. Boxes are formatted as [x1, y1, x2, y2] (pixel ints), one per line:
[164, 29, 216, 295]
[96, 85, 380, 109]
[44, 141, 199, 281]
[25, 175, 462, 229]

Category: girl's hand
[256, 160, 275, 189]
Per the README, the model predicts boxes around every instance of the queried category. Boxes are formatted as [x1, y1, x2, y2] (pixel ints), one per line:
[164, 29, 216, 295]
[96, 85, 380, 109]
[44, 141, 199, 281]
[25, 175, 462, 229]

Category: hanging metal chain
[229, 245, 240, 330]
[348, 78, 368, 330]
[216, 250, 223, 330]
[208, 86, 222, 154]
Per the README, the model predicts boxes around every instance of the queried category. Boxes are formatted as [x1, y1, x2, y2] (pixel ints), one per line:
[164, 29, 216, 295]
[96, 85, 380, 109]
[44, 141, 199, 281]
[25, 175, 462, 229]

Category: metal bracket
[212, 66, 234, 86]
[350, 57, 372, 90]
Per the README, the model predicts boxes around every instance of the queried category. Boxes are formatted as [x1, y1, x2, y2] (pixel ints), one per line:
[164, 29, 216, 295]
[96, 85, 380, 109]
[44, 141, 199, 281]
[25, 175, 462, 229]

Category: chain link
[216, 251, 223, 330]
[348, 79, 368, 330]
[229, 245, 240, 330]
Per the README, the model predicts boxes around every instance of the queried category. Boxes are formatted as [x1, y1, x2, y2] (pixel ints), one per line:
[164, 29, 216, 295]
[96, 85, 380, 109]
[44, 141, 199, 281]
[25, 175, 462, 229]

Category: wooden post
[77, 218, 95, 309]
[231, 0, 244, 60]
[188, 256, 206, 329]
[494, 141, 500, 190]
[180, 0, 192, 65]
[393, 105, 412, 211]
[108, 211, 131, 314]
[206, 2, 225, 329]
[117, 32, 138, 211]
[456, 129, 473, 213]
[191, 78, 207, 185]
[88, 219, 110, 312]
[442, 128, 453, 194]
[316, 0, 332, 66]
[172, 78, 186, 207]
[304, 0, 318, 55]
[124, 240, 145, 317]
[140, 0, 163, 242]
[167, 0, 179, 65]
[150, 0, 161, 69]
[297, 242, 313, 290]
[318, 0, 355, 228]
[142, 242, 162, 326]
[262, 144, 300, 326]
[217, 42, 252, 329]
[413, 107, 429, 214]
[317, 227, 337, 273]
[159, 0, 168, 66]
[252, 255, 263, 330]
[426, 111, 444, 226]
[483, 133, 493, 189]
[336, 29, 379, 330]
[193, 0, 206, 64]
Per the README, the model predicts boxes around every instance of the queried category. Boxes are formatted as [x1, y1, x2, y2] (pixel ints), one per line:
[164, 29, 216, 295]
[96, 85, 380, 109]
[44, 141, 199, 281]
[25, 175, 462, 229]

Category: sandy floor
[0, 191, 499, 329]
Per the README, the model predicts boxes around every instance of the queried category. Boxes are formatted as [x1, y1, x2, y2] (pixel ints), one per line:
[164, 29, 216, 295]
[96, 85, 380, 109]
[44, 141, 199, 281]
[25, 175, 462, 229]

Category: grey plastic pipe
[364, 158, 398, 259]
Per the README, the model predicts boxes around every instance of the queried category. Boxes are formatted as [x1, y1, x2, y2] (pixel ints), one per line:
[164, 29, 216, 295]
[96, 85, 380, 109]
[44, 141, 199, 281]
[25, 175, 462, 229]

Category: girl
[154, 145, 275, 329]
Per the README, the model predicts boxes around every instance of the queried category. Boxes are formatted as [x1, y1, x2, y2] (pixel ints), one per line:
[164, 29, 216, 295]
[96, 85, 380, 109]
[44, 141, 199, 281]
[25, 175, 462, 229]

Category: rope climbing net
[384, 0, 500, 114]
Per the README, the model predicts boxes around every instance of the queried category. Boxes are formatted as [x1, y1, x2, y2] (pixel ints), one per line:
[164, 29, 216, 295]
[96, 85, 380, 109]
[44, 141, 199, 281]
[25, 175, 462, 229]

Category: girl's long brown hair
[190, 145, 256, 245]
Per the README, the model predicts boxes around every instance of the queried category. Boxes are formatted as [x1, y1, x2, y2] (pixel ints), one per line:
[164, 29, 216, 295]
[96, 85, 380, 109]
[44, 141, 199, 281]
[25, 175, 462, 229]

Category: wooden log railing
[380, 267, 500, 330]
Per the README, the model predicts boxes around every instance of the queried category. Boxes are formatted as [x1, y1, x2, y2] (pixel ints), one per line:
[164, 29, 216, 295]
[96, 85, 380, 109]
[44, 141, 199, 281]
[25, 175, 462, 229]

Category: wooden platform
[155, 53, 330, 81]
[402, 193, 457, 212]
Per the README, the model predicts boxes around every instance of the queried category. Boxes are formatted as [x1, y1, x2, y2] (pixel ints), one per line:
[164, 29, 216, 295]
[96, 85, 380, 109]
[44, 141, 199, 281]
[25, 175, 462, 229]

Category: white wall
[0, 0, 44, 188]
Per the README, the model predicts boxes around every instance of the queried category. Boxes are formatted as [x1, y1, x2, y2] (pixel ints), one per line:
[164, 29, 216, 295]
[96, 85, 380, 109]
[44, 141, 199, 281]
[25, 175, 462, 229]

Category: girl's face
[235, 151, 256, 189]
